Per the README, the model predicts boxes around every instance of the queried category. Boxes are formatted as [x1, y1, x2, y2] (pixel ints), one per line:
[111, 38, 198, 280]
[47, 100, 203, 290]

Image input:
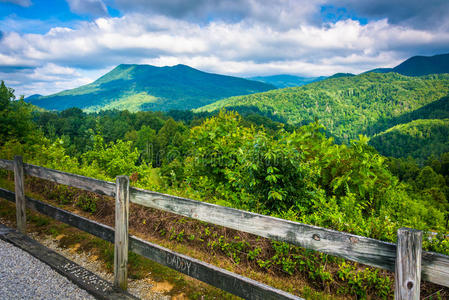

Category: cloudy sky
[1, 0, 449, 97]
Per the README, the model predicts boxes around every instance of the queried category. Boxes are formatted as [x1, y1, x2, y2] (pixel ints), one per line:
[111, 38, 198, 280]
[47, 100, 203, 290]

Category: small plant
[337, 262, 393, 299]
[76, 194, 97, 213]
[247, 247, 262, 261]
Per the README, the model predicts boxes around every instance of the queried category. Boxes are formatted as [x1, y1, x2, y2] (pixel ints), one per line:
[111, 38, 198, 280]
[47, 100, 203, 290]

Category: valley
[2, 51, 449, 299]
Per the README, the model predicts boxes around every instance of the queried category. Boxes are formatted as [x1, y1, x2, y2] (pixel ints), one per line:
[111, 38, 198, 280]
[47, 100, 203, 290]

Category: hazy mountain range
[247, 75, 327, 88]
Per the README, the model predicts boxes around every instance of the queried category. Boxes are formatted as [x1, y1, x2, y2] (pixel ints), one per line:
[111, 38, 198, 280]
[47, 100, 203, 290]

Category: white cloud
[0, 64, 101, 96]
[1, 13, 449, 96]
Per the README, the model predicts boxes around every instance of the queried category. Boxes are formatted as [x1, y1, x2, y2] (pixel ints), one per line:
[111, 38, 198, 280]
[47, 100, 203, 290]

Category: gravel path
[0, 238, 95, 300]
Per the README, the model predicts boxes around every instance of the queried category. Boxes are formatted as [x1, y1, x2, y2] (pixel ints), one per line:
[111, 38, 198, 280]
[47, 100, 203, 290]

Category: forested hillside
[369, 119, 449, 161]
[366, 95, 449, 162]
[27, 64, 275, 112]
[1, 80, 449, 298]
[196, 72, 449, 141]
[378, 95, 449, 128]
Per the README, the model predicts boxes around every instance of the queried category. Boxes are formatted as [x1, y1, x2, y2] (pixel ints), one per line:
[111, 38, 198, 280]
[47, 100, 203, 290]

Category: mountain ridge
[27, 64, 276, 112]
[366, 53, 449, 76]
[248, 74, 326, 88]
[369, 118, 449, 161]
[195, 72, 449, 141]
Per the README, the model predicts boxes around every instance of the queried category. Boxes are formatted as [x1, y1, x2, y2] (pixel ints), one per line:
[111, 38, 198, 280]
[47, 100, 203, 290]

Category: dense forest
[197, 73, 449, 142]
[1, 79, 449, 298]
[370, 119, 449, 162]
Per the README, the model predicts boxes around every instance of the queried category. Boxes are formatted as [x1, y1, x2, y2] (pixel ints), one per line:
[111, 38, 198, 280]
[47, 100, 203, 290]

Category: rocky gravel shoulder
[31, 233, 172, 300]
[0, 238, 95, 300]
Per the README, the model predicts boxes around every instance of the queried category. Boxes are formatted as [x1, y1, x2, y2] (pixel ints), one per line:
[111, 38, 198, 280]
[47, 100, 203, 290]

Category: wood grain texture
[23, 163, 115, 197]
[0, 187, 15, 202]
[14, 156, 26, 233]
[0, 159, 13, 171]
[0, 188, 115, 243]
[395, 228, 422, 300]
[130, 236, 302, 300]
[1, 160, 449, 289]
[130, 187, 397, 270]
[114, 176, 129, 291]
[0, 188, 301, 299]
[422, 251, 449, 287]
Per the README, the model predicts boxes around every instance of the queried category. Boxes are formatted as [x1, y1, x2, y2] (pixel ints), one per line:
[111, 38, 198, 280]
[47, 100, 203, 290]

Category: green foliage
[183, 111, 254, 205]
[208, 235, 250, 264]
[82, 135, 142, 178]
[183, 111, 448, 241]
[0, 81, 35, 144]
[386, 152, 449, 233]
[369, 119, 449, 162]
[48, 185, 75, 205]
[0, 80, 14, 110]
[183, 111, 316, 212]
[337, 262, 392, 298]
[384, 95, 449, 127]
[197, 73, 449, 142]
[76, 194, 97, 213]
[128, 125, 156, 162]
[1, 80, 448, 299]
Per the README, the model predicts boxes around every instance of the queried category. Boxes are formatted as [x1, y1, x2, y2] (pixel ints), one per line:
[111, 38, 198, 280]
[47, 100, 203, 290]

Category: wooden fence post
[395, 228, 422, 300]
[14, 155, 26, 233]
[114, 175, 129, 291]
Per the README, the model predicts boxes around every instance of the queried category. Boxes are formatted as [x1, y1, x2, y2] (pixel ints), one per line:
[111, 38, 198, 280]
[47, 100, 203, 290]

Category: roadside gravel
[33, 234, 171, 300]
[0, 238, 95, 300]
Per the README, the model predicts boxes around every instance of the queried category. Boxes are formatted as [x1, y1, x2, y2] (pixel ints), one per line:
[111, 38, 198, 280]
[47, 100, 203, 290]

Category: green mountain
[248, 74, 326, 88]
[366, 53, 449, 76]
[327, 73, 355, 79]
[27, 64, 275, 112]
[195, 72, 449, 141]
[367, 96, 449, 161]
[365, 68, 393, 74]
[371, 95, 449, 132]
[26, 94, 43, 101]
[369, 119, 449, 161]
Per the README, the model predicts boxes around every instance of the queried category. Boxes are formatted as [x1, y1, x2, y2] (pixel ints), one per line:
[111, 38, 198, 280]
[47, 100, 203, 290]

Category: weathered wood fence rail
[1, 157, 448, 299]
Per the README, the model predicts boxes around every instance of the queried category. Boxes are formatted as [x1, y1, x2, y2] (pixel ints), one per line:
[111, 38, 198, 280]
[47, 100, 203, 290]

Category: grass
[84, 92, 159, 113]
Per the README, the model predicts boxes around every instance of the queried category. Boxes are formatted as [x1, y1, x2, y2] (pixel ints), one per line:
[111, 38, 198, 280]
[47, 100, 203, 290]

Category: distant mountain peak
[25, 94, 42, 100]
[172, 63, 191, 68]
[26, 64, 275, 112]
[365, 52, 449, 76]
[328, 73, 355, 79]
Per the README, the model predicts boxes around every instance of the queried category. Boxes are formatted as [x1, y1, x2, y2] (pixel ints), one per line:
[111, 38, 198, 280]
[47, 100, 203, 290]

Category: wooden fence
[0, 156, 448, 299]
